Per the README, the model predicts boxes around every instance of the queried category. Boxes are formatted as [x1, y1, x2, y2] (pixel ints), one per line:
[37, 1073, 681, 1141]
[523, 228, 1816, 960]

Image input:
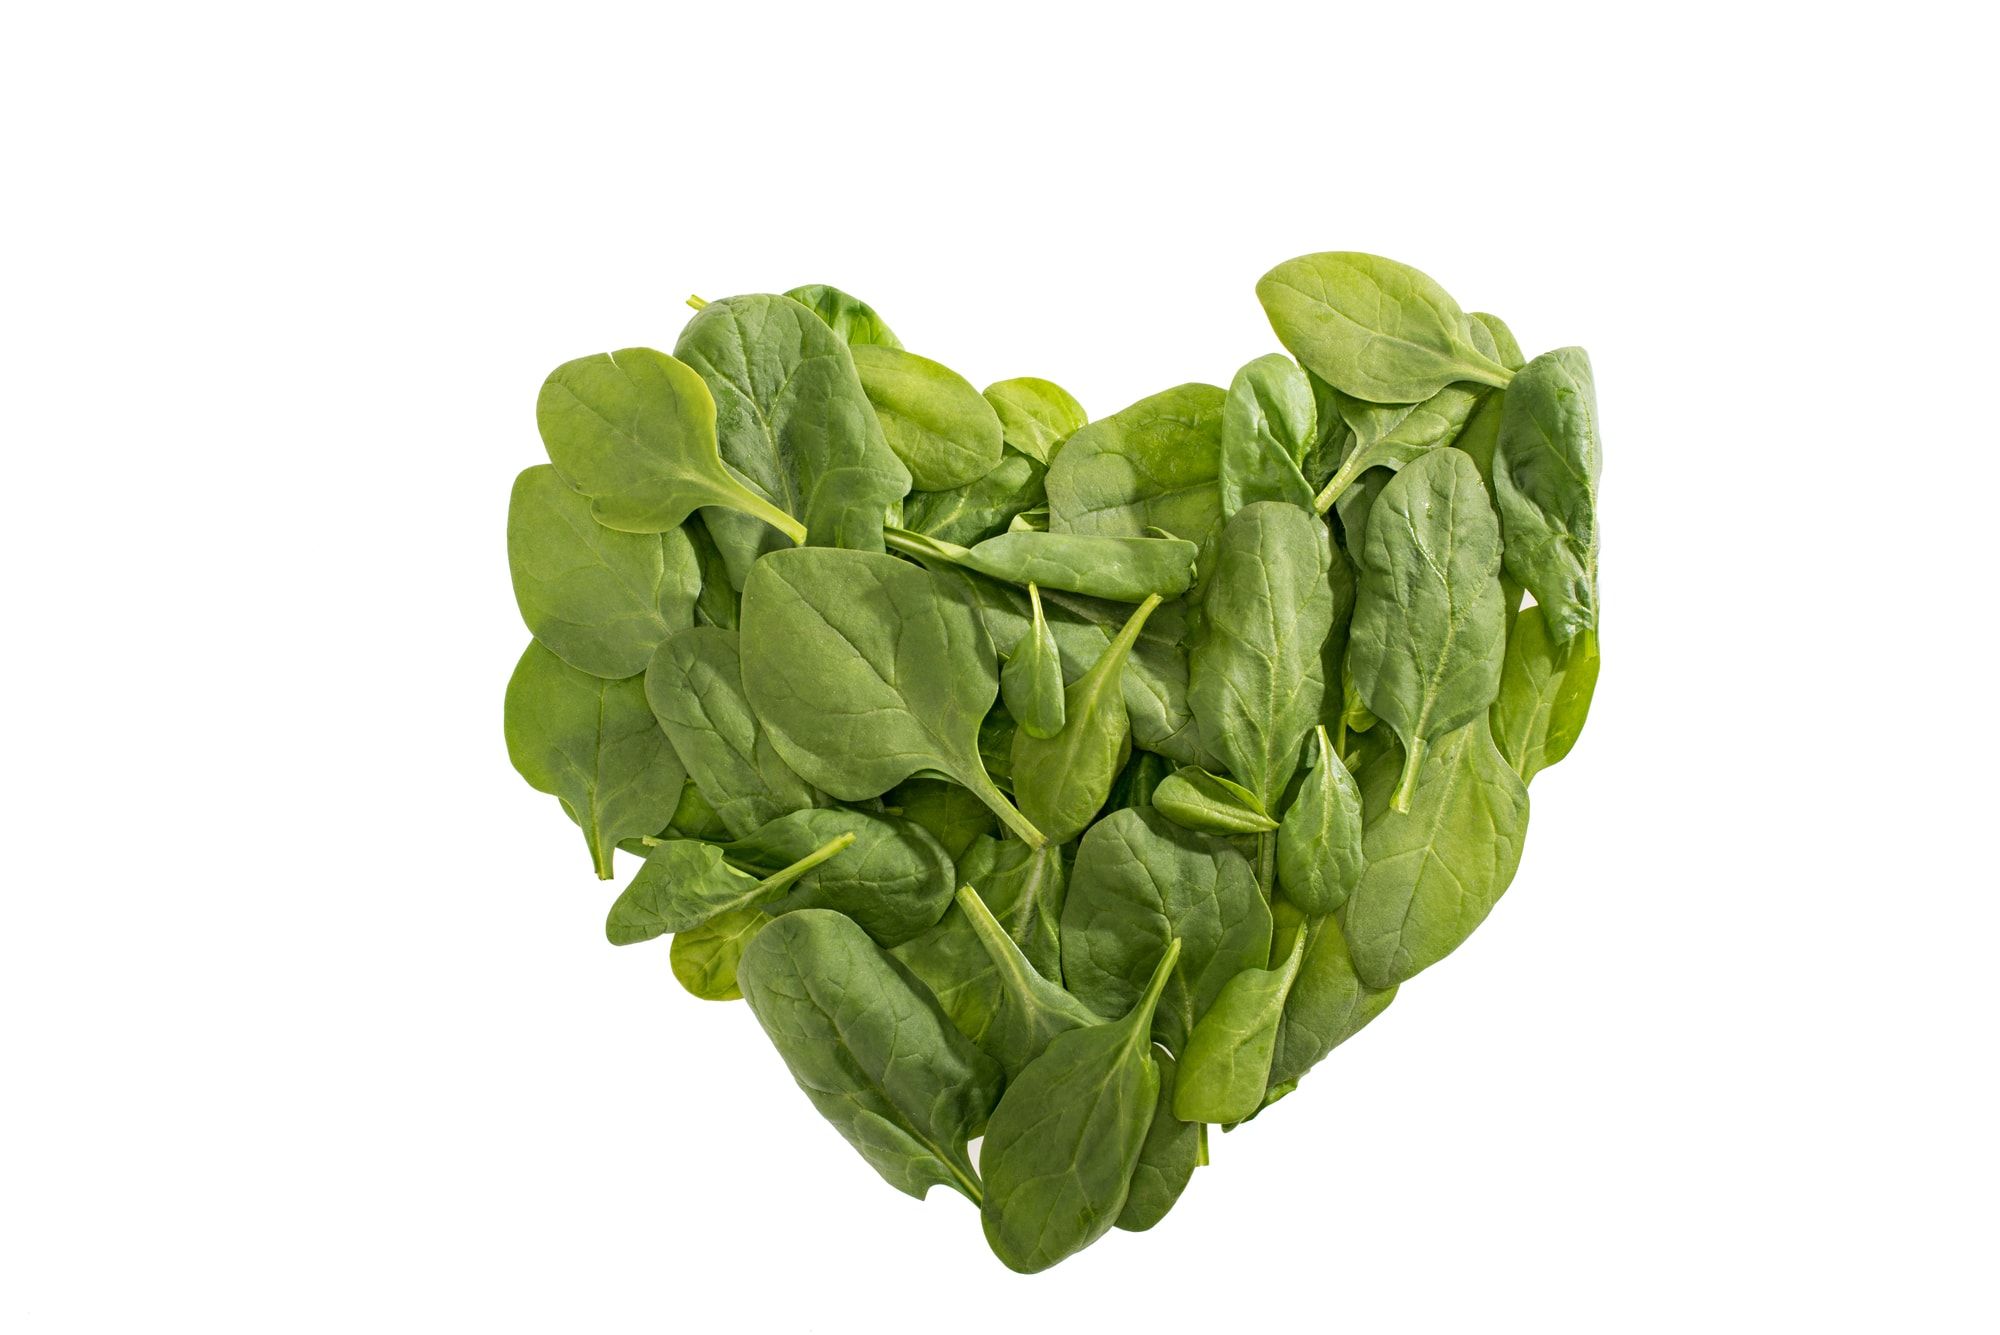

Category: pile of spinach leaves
[505, 253, 1601, 1271]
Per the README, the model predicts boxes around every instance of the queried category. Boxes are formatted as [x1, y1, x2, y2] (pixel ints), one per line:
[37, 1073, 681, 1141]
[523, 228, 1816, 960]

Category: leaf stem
[967, 769, 1047, 849]
[751, 831, 856, 897]
[1390, 738, 1426, 813]
[1313, 448, 1373, 515]
[686, 294, 710, 311]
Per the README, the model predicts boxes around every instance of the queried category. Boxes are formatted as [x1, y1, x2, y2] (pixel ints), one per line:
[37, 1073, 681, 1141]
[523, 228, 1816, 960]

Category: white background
[4, 3, 1994, 1331]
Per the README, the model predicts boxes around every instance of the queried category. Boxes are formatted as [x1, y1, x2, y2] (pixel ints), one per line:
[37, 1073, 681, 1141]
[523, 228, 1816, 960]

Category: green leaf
[504, 641, 685, 879]
[1115, 1048, 1201, 1232]
[956, 834, 1067, 978]
[1002, 584, 1066, 739]
[783, 284, 902, 349]
[1491, 606, 1600, 784]
[507, 465, 701, 678]
[885, 777, 999, 863]
[1151, 767, 1277, 835]
[1343, 719, 1529, 988]
[850, 344, 1005, 490]
[1470, 312, 1525, 370]
[674, 294, 911, 552]
[980, 939, 1180, 1273]
[739, 911, 1002, 1203]
[1107, 749, 1172, 814]
[685, 517, 742, 631]
[725, 806, 956, 948]
[889, 526, 1198, 604]
[1259, 901, 1396, 1105]
[1061, 807, 1271, 1053]
[901, 448, 1046, 545]
[1347, 449, 1506, 812]
[1046, 383, 1226, 544]
[1275, 726, 1364, 914]
[954, 885, 1103, 1079]
[644, 628, 821, 839]
[1190, 502, 1337, 813]
[1173, 925, 1305, 1124]
[983, 377, 1088, 464]
[536, 347, 806, 542]
[740, 548, 1043, 845]
[669, 906, 767, 1001]
[1219, 354, 1316, 517]
[1312, 382, 1487, 510]
[605, 830, 853, 943]
[1494, 347, 1601, 647]
[1256, 252, 1513, 403]
[1011, 595, 1161, 844]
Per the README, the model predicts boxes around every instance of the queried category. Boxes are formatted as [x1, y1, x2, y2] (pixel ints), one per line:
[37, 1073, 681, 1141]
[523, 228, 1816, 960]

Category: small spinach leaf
[1152, 767, 1278, 835]
[1259, 901, 1396, 1106]
[1001, 583, 1066, 739]
[983, 377, 1088, 464]
[1275, 725, 1364, 914]
[1490, 606, 1600, 784]
[957, 834, 1067, 978]
[669, 906, 767, 1002]
[783, 284, 902, 349]
[606, 830, 853, 942]
[1219, 354, 1316, 517]
[1173, 926, 1305, 1124]
[1494, 347, 1601, 647]
[1046, 383, 1227, 543]
[890, 526, 1199, 603]
[901, 447, 1046, 545]
[851, 344, 1005, 490]
[727, 806, 956, 947]
[955, 885, 1103, 1079]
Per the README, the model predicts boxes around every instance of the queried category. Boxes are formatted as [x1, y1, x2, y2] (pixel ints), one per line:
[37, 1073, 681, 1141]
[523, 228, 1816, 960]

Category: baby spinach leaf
[669, 906, 767, 1001]
[1189, 502, 1336, 814]
[783, 283, 902, 349]
[504, 642, 686, 879]
[977, 709, 1017, 789]
[674, 294, 911, 552]
[1470, 312, 1525, 370]
[1331, 465, 1390, 558]
[886, 777, 999, 862]
[1219, 354, 1317, 518]
[900, 447, 1046, 545]
[1256, 252, 1513, 403]
[1490, 606, 1600, 784]
[983, 377, 1088, 464]
[739, 910, 1002, 1203]
[537, 347, 807, 542]
[667, 779, 732, 842]
[605, 830, 853, 943]
[1276, 725, 1364, 914]
[507, 465, 701, 679]
[685, 517, 742, 631]
[1343, 719, 1528, 988]
[890, 526, 1199, 603]
[1115, 1048, 1201, 1232]
[727, 806, 956, 947]
[1011, 595, 1162, 844]
[1312, 382, 1487, 510]
[980, 939, 1180, 1272]
[954, 885, 1103, 1078]
[1173, 926, 1305, 1124]
[851, 344, 1005, 490]
[1152, 767, 1278, 835]
[1260, 901, 1396, 1105]
[1494, 347, 1601, 648]
[1046, 383, 1227, 543]
[740, 548, 1044, 845]
[1347, 448, 1506, 812]
[957, 834, 1067, 978]
[1002, 583, 1066, 739]
[644, 627, 821, 839]
[1107, 749, 1172, 814]
[1061, 807, 1271, 1053]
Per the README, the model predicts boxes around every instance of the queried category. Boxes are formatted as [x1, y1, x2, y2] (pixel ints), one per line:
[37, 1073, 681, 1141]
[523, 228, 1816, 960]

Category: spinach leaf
[685, 516, 742, 631]
[885, 777, 999, 862]
[1346, 449, 1506, 812]
[644, 627, 821, 839]
[784, 284, 902, 348]
[1173, 926, 1305, 1124]
[727, 806, 956, 947]
[1275, 725, 1364, 914]
[1311, 382, 1487, 510]
[740, 548, 1043, 845]
[605, 830, 853, 942]
[1471, 312, 1525, 370]
[1494, 347, 1601, 648]
[1152, 767, 1277, 835]
[507, 465, 701, 679]
[1189, 502, 1336, 814]
[669, 906, 767, 1001]
[1218, 354, 1316, 517]
[851, 344, 1005, 490]
[739, 910, 1002, 1202]
[1343, 719, 1528, 988]
[667, 779, 732, 842]
[1490, 606, 1600, 783]
[889, 526, 1199, 603]
[537, 347, 807, 542]
[1107, 749, 1172, 814]
[674, 294, 911, 551]
[983, 377, 1088, 464]
[901, 447, 1046, 545]
[1046, 383, 1227, 543]
[957, 834, 1067, 976]
[1256, 252, 1513, 403]
[955, 885, 1102, 1078]
[1011, 595, 1162, 844]
[1260, 900, 1396, 1105]
[979, 939, 1180, 1272]
[504, 642, 686, 879]
[1115, 1048, 1201, 1232]
[1061, 807, 1271, 1053]
[1001, 583, 1066, 739]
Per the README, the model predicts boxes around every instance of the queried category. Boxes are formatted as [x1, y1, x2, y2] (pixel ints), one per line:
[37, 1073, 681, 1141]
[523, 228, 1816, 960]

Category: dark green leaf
[727, 806, 955, 947]
[1276, 725, 1364, 914]
[1173, 926, 1305, 1124]
[1001, 583, 1066, 739]
[1115, 1049, 1201, 1232]
[1494, 347, 1601, 647]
